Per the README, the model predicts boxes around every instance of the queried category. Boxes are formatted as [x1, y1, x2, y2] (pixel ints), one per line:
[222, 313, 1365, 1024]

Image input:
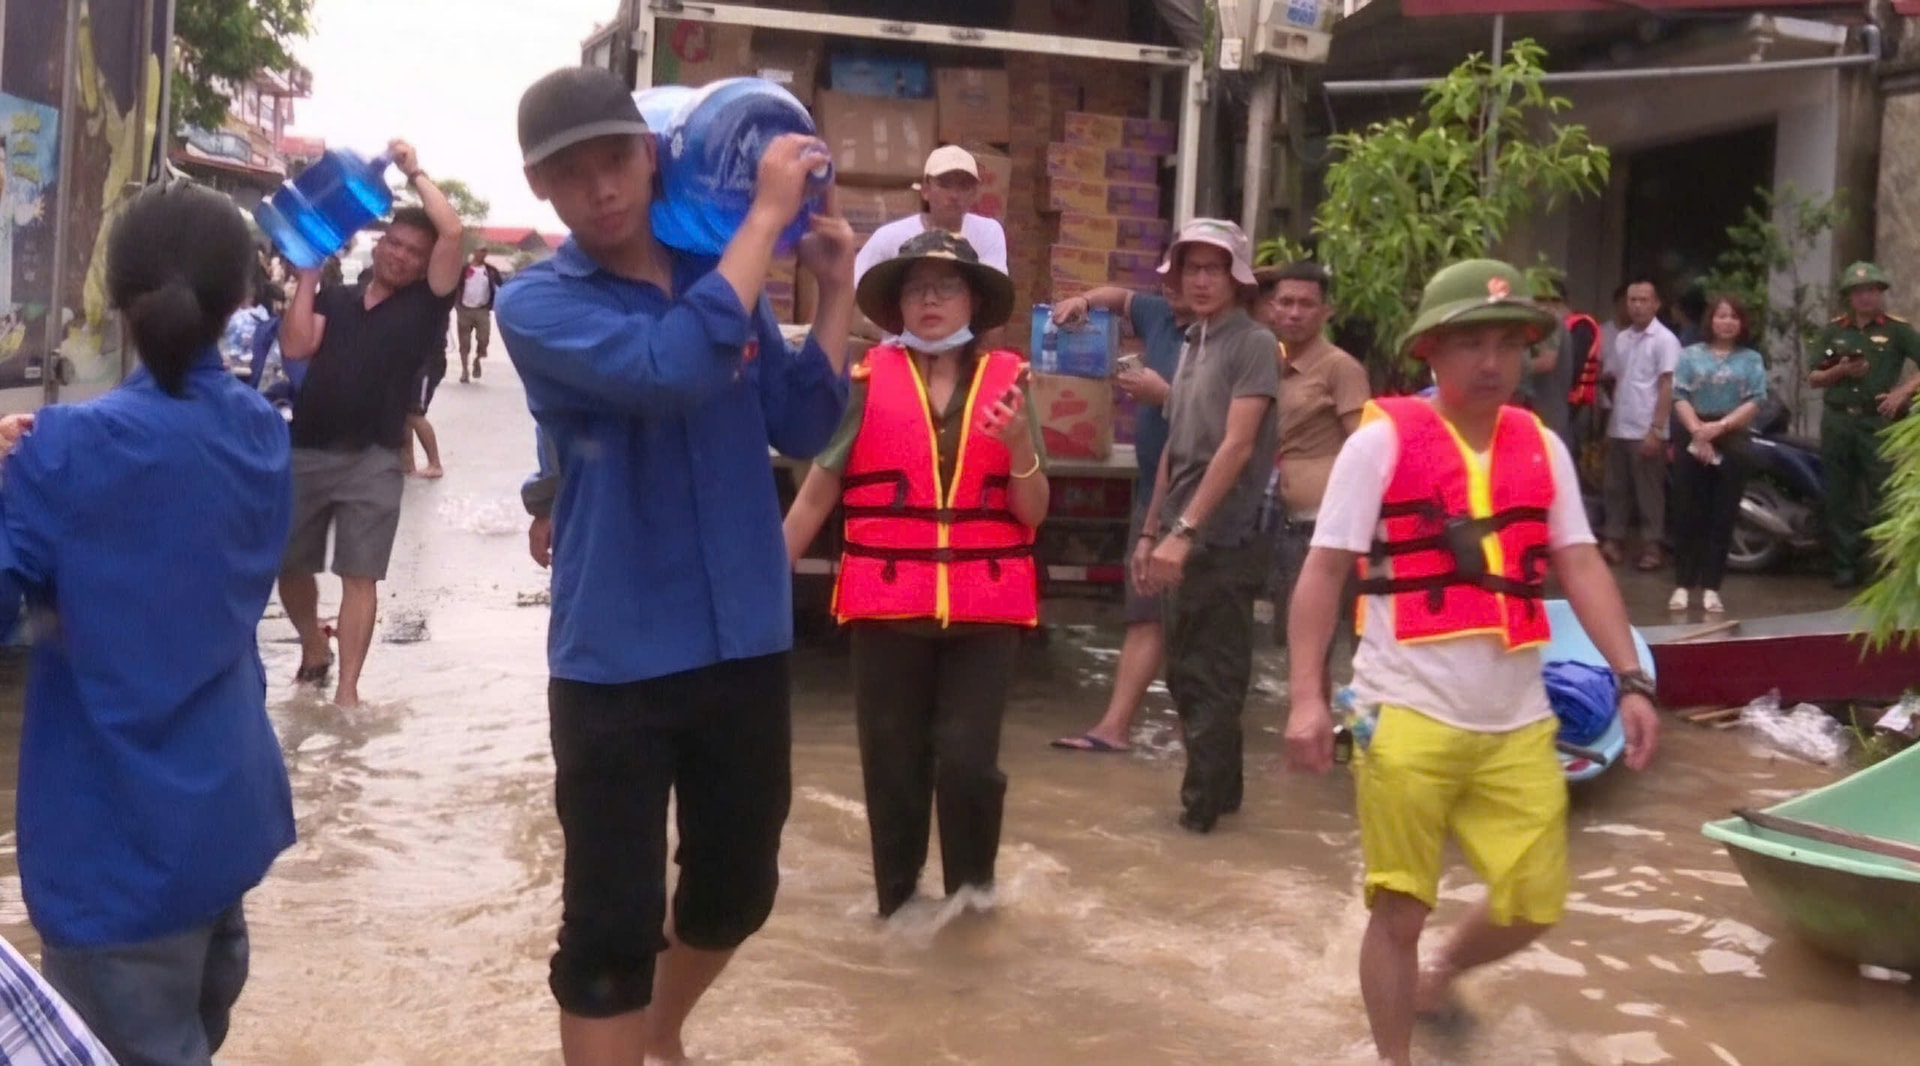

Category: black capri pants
[547, 653, 792, 1017]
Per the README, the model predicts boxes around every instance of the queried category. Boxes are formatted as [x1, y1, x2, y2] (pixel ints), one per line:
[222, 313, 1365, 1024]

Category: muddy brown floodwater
[0, 357, 1914, 1065]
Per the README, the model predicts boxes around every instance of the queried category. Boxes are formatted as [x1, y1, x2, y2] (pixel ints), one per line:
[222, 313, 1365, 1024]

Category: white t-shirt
[854, 213, 1009, 282]
[1606, 318, 1680, 439]
[461, 265, 494, 309]
[1311, 413, 1597, 733]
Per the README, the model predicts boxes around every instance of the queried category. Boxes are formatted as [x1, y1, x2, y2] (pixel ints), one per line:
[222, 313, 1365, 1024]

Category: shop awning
[1404, 1, 1920, 14]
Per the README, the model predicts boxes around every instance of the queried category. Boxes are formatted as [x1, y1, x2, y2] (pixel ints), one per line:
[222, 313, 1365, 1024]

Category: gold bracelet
[1011, 454, 1042, 479]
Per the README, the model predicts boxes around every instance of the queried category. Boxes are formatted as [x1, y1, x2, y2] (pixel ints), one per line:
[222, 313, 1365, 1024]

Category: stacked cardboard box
[652, 20, 823, 102]
[794, 185, 922, 324]
[653, 21, 756, 87]
[766, 256, 796, 322]
[937, 69, 1011, 146]
[816, 90, 937, 186]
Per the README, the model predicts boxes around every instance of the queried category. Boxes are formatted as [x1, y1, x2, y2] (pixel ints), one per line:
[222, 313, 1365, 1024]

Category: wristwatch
[1168, 516, 1198, 540]
[1614, 669, 1658, 705]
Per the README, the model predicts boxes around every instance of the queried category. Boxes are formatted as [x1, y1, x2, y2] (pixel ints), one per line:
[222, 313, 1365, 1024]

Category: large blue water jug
[652, 77, 831, 257]
[254, 148, 395, 270]
[634, 84, 695, 146]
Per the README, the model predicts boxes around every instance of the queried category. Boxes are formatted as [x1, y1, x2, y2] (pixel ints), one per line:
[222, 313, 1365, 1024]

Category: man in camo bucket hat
[1284, 259, 1660, 1066]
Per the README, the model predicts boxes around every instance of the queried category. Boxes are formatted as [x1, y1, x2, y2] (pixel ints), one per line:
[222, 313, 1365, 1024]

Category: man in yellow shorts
[1282, 259, 1660, 1066]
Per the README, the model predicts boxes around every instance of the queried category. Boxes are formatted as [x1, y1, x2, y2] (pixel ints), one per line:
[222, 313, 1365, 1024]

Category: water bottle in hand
[254, 148, 395, 270]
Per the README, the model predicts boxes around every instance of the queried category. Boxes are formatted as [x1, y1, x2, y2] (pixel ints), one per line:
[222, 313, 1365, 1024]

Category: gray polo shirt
[1159, 309, 1282, 546]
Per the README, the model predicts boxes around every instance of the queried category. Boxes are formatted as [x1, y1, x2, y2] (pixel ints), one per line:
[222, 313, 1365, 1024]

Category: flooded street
[2, 359, 1916, 1065]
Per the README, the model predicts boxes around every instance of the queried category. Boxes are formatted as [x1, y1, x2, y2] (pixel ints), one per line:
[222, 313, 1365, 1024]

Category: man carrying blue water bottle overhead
[278, 138, 464, 708]
[497, 67, 854, 1066]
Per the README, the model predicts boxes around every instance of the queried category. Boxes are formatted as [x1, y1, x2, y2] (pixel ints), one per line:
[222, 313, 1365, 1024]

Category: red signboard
[1405, 0, 1920, 14]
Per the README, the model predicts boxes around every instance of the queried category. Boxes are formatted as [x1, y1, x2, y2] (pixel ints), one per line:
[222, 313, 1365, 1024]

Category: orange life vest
[1356, 397, 1555, 650]
[832, 346, 1040, 628]
[1565, 312, 1603, 407]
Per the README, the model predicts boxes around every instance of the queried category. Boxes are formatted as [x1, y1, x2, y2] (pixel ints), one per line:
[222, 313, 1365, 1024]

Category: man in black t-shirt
[278, 138, 463, 707]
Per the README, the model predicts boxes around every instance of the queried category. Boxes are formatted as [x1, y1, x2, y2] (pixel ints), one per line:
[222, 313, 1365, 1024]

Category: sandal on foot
[294, 655, 334, 685]
[1050, 733, 1130, 753]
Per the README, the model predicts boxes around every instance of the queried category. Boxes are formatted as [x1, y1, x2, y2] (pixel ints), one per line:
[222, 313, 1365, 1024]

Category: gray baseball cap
[518, 67, 651, 167]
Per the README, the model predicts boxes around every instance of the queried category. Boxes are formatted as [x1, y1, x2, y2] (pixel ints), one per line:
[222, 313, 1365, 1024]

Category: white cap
[923, 145, 979, 179]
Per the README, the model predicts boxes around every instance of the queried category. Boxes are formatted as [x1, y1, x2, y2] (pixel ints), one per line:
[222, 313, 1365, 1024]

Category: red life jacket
[1356, 397, 1555, 650]
[1565, 312, 1603, 407]
[832, 346, 1040, 628]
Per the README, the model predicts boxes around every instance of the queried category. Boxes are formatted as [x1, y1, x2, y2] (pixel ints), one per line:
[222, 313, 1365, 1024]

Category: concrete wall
[1536, 66, 1854, 317]
[1881, 92, 1920, 315]
[1878, 19, 1920, 320]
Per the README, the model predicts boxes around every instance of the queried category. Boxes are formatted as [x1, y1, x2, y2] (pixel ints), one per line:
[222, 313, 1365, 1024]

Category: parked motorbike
[1726, 396, 1825, 573]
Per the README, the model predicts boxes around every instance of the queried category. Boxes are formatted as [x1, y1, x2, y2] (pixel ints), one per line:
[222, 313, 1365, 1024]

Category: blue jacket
[0, 350, 295, 948]
[498, 240, 846, 683]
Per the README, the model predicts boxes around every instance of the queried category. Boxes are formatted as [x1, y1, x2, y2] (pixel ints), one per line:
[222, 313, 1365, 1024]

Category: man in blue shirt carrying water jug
[497, 67, 854, 1065]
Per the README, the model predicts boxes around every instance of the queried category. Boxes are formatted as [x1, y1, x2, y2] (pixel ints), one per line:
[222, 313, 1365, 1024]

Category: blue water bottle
[634, 84, 695, 147]
[652, 77, 832, 256]
[253, 147, 396, 270]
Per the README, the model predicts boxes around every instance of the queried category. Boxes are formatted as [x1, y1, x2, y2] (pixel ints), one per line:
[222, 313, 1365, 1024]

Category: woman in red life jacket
[784, 230, 1047, 917]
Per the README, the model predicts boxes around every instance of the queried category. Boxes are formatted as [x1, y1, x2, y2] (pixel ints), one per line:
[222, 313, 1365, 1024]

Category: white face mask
[900, 325, 974, 354]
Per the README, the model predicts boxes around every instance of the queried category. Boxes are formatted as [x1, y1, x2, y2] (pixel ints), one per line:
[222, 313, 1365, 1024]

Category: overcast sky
[290, 0, 613, 232]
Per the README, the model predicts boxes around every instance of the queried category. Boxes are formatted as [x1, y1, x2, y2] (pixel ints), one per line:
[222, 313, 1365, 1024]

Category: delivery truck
[586, 0, 1203, 605]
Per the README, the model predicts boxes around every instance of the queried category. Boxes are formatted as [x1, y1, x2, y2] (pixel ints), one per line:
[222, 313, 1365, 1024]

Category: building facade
[170, 64, 314, 209]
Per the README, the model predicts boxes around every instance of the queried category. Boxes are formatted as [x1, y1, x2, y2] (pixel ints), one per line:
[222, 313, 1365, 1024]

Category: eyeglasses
[1184, 261, 1230, 280]
[902, 277, 969, 303]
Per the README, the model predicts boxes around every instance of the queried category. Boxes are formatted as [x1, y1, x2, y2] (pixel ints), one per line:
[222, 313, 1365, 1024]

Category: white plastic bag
[1874, 693, 1920, 737]
[1739, 690, 1848, 765]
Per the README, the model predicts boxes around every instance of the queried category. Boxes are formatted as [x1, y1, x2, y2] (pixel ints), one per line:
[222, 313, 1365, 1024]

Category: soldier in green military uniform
[1809, 261, 1920, 588]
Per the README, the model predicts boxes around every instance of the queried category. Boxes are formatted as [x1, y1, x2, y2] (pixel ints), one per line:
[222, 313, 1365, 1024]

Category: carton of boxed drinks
[1045, 178, 1160, 219]
[1048, 245, 1110, 288]
[828, 52, 933, 98]
[816, 91, 937, 184]
[971, 148, 1011, 221]
[1029, 304, 1118, 379]
[1045, 143, 1160, 185]
[1031, 371, 1115, 460]
[1108, 249, 1162, 289]
[1057, 213, 1172, 254]
[937, 68, 1011, 145]
[1061, 111, 1176, 155]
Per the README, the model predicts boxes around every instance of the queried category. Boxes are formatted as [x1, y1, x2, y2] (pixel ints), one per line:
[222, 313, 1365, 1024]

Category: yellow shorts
[1353, 704, 1569, 926]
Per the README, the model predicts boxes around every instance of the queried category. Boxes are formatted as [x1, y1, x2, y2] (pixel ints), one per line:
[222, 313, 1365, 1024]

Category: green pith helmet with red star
[1837, 261, 1890, 295]
[1398, 259, 1559, 361]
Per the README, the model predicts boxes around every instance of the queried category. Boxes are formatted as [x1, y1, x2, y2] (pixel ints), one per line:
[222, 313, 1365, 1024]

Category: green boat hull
[1703, 742, 1920, 973]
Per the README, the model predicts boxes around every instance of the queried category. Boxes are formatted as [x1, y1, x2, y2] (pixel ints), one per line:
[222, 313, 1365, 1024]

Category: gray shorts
[283, 446, 405, 580]
[1124, 502, 1162, 625]
[42, 902, 249, 1065]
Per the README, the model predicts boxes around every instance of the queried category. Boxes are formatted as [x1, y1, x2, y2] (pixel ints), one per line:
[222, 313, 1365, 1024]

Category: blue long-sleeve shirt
[498, 240, 847, 684]
[0, 350, 295, 948]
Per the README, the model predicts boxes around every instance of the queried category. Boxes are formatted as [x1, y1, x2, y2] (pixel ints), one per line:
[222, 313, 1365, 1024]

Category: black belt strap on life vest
[842, 540, 1035, 585]
[1369, 506, 1550, 560]
[1360, 501, 1553, 617]
[841, 469, 1020, 525]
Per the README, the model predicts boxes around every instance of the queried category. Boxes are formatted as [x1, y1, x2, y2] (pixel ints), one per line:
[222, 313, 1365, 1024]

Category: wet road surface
[1, 354, 1915, 1065]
